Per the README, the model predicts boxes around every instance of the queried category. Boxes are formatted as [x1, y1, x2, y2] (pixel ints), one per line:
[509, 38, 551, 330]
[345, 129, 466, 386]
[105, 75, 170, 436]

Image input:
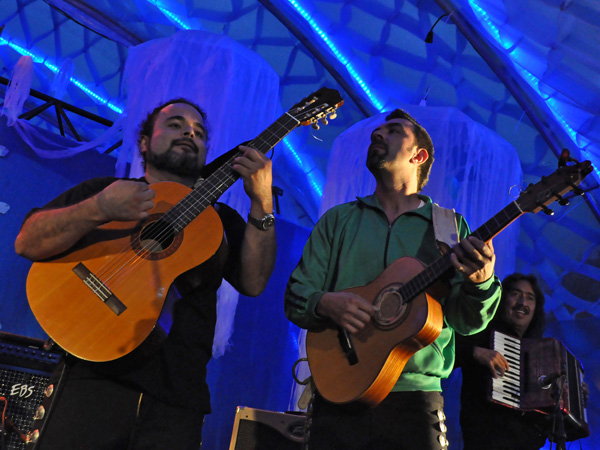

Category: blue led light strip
[1, 36, 124, 114]
[140, 0, 324, 197]
[1, 9, 325, 198]
[282, 138, 323, 197]
[285, 0, 384, 112]
[467, 0, 599, 178]
[145, 0, 194, 30]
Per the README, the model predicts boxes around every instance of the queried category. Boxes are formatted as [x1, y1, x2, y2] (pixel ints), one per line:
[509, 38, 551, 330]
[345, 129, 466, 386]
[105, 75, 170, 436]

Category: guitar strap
[432, 203, 459, 255]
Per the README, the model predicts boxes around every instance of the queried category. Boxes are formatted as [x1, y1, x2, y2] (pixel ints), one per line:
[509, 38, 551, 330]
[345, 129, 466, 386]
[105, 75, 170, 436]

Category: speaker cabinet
[229, 406, 306, 450]
[0, 332, 62, 450]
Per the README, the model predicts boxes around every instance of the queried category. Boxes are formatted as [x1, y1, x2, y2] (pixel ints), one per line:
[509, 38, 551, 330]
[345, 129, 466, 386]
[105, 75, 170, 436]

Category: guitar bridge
[72, 263, 127, 316]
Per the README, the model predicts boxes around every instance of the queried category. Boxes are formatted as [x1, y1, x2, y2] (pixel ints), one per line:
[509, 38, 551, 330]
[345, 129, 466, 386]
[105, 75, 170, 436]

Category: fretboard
[162, 112, 300, 232]
[399, 200, 524, 302]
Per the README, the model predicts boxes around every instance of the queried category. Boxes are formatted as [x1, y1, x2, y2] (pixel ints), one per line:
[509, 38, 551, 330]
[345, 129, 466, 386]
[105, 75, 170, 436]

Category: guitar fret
[303, 159, 592, 408]
[147, 91, 341, 237]
[160, 112, 302, 232]
[397, 202, 525, 303]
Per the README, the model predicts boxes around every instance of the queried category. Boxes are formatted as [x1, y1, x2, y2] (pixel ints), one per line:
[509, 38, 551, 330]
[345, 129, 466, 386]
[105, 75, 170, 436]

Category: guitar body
[23, 88, 346, 363]
[306, 257, 444, 406]
[26, 181, 224, 362]
[305, 159, 593, 408]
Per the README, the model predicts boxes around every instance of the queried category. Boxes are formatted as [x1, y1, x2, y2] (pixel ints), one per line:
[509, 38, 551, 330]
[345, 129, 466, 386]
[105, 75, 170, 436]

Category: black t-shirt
[28, 176, 246, 413]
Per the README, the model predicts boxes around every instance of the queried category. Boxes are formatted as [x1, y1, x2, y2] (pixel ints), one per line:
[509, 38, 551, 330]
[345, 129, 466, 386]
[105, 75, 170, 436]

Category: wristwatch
[247, 212, 275, 231]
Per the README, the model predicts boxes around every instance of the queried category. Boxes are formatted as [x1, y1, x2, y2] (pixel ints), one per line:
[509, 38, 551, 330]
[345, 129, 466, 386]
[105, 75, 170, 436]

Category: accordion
[489, 331, 589, 441]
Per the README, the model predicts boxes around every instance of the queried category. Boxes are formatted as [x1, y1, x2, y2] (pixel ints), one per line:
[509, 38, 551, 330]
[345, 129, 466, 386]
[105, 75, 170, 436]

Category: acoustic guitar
[26, 87, 344, 362]
[306, 159, 593, 407]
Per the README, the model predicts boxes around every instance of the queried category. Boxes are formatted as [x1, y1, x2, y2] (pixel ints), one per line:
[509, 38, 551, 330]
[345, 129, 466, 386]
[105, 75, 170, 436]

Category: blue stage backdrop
[1, 116, 597, 449]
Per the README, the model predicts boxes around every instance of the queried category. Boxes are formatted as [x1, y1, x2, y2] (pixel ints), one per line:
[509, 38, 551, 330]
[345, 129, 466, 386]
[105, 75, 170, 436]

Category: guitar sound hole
[373, 283, 410, 330]
[139, 220, 175, 252]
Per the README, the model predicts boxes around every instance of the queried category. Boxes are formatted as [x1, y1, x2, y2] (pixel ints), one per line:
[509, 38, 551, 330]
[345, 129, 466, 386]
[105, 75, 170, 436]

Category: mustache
[171, 138, 199, 153]
[513, 305, 530, 315]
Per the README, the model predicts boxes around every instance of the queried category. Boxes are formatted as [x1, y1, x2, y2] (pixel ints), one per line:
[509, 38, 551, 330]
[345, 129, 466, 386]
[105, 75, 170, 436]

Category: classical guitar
[306, 158, 593, 407]
[26, 87, 344, 362]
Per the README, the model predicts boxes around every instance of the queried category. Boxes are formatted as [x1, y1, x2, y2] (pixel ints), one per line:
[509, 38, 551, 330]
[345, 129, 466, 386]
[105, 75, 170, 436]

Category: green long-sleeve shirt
[285, 194, 501, 392]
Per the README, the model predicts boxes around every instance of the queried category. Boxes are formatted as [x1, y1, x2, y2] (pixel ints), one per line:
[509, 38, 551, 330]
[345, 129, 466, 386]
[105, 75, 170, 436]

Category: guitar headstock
[516, 160, 593, 215]
[288, 87, 344, 129]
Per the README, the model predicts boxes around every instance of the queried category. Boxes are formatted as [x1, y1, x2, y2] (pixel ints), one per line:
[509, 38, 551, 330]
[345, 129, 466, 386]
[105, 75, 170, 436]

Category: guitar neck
[401, 200, 524, 301]
[163, 112, 301, 232]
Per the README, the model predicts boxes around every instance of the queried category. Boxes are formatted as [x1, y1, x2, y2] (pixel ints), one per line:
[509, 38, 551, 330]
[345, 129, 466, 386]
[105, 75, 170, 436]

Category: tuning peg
[556, 194, 570, 206]
[321, 118, 329, 126]
[572, 186, 584, 196]
[329, 112, 337, 120]
[541, 205, 554, 215]
[312, 122, 320, 130]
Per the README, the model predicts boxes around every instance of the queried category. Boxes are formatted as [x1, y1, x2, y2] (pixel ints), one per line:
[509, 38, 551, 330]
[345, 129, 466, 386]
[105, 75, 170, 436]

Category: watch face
[262, 215, 275, 229]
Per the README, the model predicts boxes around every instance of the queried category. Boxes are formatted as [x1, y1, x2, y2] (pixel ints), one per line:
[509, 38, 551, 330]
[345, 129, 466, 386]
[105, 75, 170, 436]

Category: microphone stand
[548, 375, 567, 450]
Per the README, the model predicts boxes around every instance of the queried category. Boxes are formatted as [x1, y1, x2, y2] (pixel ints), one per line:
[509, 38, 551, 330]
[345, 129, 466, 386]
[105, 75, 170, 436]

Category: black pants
[307, 391, 448, 450]
[35, 364, 205, 450]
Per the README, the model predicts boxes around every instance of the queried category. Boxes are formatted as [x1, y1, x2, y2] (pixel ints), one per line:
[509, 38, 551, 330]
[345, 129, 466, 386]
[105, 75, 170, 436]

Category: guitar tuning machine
[312, 122, 320, 130]
[541, 205, 554, 216]
[571, 186, 584, 196]
[556, 194, 570, 206]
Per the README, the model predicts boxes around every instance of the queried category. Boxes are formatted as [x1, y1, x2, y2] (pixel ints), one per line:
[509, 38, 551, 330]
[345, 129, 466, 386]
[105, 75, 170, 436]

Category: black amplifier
[0, 332, 63, 450]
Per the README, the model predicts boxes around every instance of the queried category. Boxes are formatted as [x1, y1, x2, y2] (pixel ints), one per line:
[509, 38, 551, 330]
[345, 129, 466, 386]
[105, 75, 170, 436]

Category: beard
[366, 146, 387, 173]
[144, 139, 205, 178]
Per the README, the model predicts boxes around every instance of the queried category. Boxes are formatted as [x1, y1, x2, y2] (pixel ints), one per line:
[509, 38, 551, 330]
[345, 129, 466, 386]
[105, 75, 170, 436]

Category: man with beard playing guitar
[284, 109, 501, 449]
[15, 99, 276, 449]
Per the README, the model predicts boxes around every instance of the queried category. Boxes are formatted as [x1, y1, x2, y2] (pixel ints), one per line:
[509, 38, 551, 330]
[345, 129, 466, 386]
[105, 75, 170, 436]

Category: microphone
[538, 372, 563, 389]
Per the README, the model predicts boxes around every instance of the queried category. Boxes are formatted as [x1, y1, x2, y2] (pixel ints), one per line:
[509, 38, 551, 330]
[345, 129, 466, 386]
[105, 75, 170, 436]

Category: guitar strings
[105, 114, 297, 277]
[100, 117, 296, 291]
[94, 122, 288, 290]
[86, 112, 304, 295]
[396, 203, 521, 308]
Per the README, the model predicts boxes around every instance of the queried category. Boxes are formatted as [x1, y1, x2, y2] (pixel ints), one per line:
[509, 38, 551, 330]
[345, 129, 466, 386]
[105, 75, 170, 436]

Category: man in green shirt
[285, 109, 501, 450]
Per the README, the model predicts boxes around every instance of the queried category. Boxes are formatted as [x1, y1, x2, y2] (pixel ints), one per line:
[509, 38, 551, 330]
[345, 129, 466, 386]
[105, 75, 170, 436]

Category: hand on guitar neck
[231, 146, 274, 216]
[449, 235, 496, 285]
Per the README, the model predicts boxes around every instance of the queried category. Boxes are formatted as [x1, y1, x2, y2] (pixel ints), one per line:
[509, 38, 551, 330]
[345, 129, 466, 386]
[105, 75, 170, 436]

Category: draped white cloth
[1, 55, 122, 158]
[290, 105, 523, 410]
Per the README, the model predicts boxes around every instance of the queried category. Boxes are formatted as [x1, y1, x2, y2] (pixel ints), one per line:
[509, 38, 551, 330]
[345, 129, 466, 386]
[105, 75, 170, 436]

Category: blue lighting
[145, 0, 196, 30]
[1, 13, 323, 198]
[1, 35, 124, 114]
[467, 0, 600, 179]
[285, 0, 384, 112]
[282, 138, 323, 197]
